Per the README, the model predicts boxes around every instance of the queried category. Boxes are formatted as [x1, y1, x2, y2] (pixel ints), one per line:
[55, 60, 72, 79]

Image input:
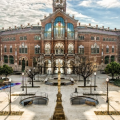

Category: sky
[0, 0, 120, 29]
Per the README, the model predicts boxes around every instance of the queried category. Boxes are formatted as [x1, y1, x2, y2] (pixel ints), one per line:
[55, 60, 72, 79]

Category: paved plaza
[0, 72, 120, 120]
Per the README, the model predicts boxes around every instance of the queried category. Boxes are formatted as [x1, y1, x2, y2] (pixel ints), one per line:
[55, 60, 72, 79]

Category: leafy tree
[75, 56, 94, 86]
[2, 65, 13, 78]
[105, 62, 120, 80]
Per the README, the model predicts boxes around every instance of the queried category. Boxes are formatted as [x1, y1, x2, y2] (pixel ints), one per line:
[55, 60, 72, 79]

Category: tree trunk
[112, 74, 114, 80]
[32, 78, 34, 87]
[84, 77, 86, 86]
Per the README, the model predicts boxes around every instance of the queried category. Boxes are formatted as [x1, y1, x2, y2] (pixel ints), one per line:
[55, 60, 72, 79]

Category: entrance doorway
[22, 58, 25, 71]
[54, 59, 64, 74]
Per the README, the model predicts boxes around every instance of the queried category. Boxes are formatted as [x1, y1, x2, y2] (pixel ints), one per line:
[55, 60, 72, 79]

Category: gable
[41, 9, 78, 28]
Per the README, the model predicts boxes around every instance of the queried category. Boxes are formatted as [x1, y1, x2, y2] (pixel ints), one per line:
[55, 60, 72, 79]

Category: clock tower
[53, 0, 66, 12]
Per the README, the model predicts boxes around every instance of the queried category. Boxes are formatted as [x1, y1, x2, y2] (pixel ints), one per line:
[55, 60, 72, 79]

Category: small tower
[53, 0, 66, 12]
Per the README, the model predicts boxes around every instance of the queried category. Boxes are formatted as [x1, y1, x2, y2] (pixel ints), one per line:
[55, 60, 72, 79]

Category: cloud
[79, 0, 92, 7]
[0, 0, 53, 29]
[97, 0, 120, 8]
[78, 0, 120, 8]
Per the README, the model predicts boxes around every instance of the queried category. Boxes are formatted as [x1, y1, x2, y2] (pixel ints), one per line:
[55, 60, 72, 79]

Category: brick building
[0, 0, 120, 74]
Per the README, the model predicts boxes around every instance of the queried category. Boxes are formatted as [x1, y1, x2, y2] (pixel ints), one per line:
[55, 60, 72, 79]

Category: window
[103, 38, 105, 41]
[4, 46, 7, 52]
[45, 44, 51, 54]
[20, 36, 27, 40]
[24, 36, 27, 40]
[44, 23, 52, 39]
[106, 38, 108, 41]
[68, 44, 74, 54]
[106, 45, 109, 53]
[10, 45, 12, 53]
[54, 17, 65, 39]
[112, 46, 114, 53]
[109, 38, 111, 41]
[91, 36, 94, 40]
[96, 37, 99, 40]
[78, 36, 84, 40]
[19, 43, 27, 53]
[91, 43, 99, 54]
[4, 55, 8, 63]
[9, 56, 14, 64]
[78, 45, 84, 54]
[67, 23, 74, 39]
[34, 36, 41, 40]
[35, 45, 40, 54]
[55, 43, 64, 55]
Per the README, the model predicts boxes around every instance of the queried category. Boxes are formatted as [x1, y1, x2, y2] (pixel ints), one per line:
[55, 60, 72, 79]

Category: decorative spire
[53, 0, 66, 12]
[52, 61, 65, 120]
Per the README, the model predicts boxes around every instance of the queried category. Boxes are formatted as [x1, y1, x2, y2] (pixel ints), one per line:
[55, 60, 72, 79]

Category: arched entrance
[54, 59, 64, 74]
[44, 60, 52, 74]
[19, 57, 28, 72]
[105, 56, 109, 64]
[22, 58, 25, 71]
[67, 60, 74, 74]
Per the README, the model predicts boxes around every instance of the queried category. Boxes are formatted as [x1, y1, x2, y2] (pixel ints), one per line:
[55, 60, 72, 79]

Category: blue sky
[0, 0, 120, 29]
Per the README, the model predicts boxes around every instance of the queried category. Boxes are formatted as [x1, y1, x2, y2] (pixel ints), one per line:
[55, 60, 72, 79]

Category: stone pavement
[0, 72, 120, 120]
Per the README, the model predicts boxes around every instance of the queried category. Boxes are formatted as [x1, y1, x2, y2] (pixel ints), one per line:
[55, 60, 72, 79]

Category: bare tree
[75, 56, 94, 86]
[26, 68, 38, 87]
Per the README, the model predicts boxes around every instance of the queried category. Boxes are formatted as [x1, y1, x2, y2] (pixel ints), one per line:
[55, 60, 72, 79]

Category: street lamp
[94, 72, 96, 91]
[106, 78, 109, 114]
[89, 81, 92, 94]
[4, 78, 11, 115]
[34, 67, 35, 80]
[22, 72, 24, 91]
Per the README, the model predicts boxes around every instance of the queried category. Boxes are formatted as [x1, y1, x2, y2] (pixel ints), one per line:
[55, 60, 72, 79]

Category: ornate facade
[0, 0, 120, 74]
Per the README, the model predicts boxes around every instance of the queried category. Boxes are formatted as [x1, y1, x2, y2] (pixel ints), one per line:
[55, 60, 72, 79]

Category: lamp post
[22, 72, 24, 91]
[89, 81, 92, 94]
[94, 72, 96, 91]
[4, 78, 11, 115]
[33, 67, 35, 80]
[106, 78, 109, 114]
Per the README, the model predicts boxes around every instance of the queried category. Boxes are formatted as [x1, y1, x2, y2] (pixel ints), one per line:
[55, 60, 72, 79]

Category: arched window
[9, 56, 14, 64]
[67, 23, 74, 39]
[4, 45, 7, 52]
[4, 55, 8, 63]
[54, 17, 65, 39]
[111, 56, 115, 62]
[44, 23, 51, 39]
[68, 44, 74, 54]
[35, 45, 40, 54]
[45, 44, 51, 54]
[10, 45, 12, 53]
[112, 46, 114, 53]
[19, 43, 27, 54]
[91, 43, 99, 54]
[78, 45, 84, 54]
[105, 56, 109, 64]
[106, 45, 109, 53]
[55, 43, 64, 54]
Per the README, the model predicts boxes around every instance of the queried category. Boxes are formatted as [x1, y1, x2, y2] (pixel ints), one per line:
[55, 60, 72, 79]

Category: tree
[105, 62, 120, 80]
[75, 56, 94, 86]
[2, 65, 13, 78]
[26, 68, 38, 87]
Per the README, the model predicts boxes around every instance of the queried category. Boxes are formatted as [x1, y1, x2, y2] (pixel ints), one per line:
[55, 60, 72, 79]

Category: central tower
[53, 0, 66, 12]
